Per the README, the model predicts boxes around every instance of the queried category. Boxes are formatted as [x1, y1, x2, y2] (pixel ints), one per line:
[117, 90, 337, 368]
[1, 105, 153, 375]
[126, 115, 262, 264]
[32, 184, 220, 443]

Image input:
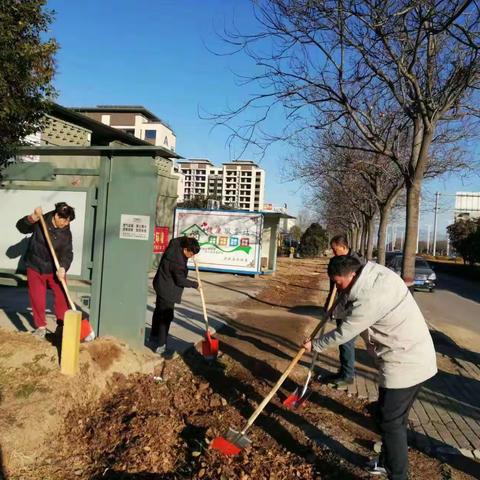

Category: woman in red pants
[16, 202, 75, 339]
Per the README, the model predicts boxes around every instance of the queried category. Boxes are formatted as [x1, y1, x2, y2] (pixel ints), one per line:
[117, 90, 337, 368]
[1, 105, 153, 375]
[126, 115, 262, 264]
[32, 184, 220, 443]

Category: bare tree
[291, 123, 406, 264]
[310, 166, 378, 259]
[210, 0, 480, 283]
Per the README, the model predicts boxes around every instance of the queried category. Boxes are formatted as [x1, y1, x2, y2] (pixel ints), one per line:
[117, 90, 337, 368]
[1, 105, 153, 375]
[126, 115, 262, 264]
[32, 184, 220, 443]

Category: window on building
[123, 129, 135, 136]
[145, 130, 157, 140]
[164, 136, 169, 146]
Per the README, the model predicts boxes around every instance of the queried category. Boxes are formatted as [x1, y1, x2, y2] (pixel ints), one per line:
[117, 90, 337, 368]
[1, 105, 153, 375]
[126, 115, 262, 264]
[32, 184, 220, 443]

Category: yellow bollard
[60, 309, 82, 376]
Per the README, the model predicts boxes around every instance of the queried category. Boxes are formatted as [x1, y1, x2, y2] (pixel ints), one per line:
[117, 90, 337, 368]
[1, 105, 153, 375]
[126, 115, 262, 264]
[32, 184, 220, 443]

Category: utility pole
[426, 224, 430, 254]
[432, 192, 440, 256]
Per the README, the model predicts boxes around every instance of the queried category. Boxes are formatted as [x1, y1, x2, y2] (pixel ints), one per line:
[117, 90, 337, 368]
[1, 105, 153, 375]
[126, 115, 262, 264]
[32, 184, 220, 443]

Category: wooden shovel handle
[310, 285, 337, 339]
[193, 258, 209, 332]
[242, 346, 306, 434]
[38, 213, 76, 311]
[241, 285, 338, 435]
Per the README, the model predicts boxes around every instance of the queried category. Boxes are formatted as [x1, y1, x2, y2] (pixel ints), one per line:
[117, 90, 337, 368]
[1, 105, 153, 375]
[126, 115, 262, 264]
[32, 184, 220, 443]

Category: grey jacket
[313, 261, 437, 388]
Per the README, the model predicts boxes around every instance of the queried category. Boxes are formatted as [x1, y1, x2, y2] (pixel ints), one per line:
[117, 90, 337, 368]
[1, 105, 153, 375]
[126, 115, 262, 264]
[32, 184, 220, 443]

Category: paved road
[415, 272, 480, 352]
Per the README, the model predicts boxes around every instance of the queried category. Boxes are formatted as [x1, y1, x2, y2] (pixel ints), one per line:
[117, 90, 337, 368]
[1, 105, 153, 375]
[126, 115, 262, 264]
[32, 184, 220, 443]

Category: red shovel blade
[202, 331, 219, 358]
[210, 436, 241, 456]
[283, 388, 309, 409]
[283, 393, 302, 409]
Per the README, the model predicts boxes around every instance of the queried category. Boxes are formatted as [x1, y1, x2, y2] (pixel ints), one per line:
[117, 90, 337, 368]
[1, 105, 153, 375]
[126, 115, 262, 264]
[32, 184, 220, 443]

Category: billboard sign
[174, 208, 263, 273]
[455, 192, 480, 219]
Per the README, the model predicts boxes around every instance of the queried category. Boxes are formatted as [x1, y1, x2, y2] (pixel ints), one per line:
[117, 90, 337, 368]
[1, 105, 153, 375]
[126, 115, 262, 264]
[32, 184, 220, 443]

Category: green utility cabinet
[90, 154, 157, 349]
[1, 146, 179, 349]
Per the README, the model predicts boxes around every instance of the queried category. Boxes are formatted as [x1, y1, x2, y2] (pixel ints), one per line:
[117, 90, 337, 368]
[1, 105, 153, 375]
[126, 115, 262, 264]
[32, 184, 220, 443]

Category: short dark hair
[54, 202, 75, 221]
[330, 234, 349, 248]
[180, 236, 200, 254]
[328, 255, 362, 277]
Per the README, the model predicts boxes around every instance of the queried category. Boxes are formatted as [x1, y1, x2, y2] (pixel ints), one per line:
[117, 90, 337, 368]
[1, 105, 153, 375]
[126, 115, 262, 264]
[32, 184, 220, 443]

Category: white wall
[0, 189, 88, 276]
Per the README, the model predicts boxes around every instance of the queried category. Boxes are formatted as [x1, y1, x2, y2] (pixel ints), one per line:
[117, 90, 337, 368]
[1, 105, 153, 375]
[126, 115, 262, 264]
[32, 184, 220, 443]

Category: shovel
[193, 258, 219, 360]
[283, 351, 319, 409]
[211, 289, 338, 456]
[283, 285, 338, 409]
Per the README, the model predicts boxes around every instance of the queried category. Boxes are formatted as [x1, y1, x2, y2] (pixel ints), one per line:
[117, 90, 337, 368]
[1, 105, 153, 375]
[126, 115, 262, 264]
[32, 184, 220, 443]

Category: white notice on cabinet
[119, 214, 150, 240]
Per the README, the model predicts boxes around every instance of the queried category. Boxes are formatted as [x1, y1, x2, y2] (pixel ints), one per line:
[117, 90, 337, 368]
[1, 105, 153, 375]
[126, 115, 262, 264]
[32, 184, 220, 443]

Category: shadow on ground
[435, 273, 480, 305]
[431, 329, 480, 366]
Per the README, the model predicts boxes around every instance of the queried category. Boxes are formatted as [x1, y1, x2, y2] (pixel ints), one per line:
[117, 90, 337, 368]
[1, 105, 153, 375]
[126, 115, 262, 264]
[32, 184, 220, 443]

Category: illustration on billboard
[174, 209, 263, 273]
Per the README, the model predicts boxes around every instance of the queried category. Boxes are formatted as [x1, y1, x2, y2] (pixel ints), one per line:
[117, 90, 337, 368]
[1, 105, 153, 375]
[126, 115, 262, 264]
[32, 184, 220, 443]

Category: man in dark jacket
[322, 234, 364, 390]
[16, 203, 75, 339]
[151, 236, 200, 359]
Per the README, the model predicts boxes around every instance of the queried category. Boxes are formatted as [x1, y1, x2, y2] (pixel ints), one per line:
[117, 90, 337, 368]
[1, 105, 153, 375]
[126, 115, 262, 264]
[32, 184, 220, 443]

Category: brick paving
[316, 333, 480, 461]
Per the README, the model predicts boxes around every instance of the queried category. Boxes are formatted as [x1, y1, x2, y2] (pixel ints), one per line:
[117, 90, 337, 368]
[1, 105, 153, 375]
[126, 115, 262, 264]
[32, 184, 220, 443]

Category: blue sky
[47, 0, 479, 235]
[47, 0, 304, 212]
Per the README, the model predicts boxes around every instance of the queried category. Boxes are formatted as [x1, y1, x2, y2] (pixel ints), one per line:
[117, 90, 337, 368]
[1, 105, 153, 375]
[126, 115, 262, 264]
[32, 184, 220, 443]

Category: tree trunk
[402, 126, 433, 285]
[355, 227, 361, 251]
[366, 217, 375, 260]
[362, 221, 369, 257]
[377, 206, 391, 266]
[402, 182, 421, 284]
[359, 222, 366, 256]
[349, 226, 357, 250]
[376, 190, 401, 265]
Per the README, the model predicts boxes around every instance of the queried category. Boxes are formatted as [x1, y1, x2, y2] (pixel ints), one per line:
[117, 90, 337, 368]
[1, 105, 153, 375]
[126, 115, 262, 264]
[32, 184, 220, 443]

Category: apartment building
[222, 160, 265, 211]
[177, 158, 217, 201]
[177, 159, 265, 211]
[172, 164, 185, 202]
[73, 105, 176, 152]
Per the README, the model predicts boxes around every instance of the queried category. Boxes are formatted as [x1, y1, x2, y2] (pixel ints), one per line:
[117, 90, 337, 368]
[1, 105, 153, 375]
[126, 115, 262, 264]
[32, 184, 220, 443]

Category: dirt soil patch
[0, 258, 476, 479]
[253, 259, 329, 308]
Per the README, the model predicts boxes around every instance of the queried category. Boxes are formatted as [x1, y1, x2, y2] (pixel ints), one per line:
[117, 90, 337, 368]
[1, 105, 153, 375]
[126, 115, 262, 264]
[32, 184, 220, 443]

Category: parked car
[387, 255, 436, 292]
[385, 251, 402, 265]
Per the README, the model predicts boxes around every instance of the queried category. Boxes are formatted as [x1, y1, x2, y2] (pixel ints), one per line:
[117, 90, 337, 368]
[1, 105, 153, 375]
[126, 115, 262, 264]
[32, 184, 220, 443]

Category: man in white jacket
[304, 255, 437, 480]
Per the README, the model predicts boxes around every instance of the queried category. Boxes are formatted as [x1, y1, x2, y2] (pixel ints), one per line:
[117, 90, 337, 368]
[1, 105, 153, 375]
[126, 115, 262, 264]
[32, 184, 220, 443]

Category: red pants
[27, 267, 69, 329]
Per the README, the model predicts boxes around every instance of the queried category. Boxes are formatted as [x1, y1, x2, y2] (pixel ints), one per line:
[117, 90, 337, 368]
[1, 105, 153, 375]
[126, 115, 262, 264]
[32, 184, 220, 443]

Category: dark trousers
[151, 298, 174, 348]
[378, 383, 423, 480]
[336, 318, 356, 379]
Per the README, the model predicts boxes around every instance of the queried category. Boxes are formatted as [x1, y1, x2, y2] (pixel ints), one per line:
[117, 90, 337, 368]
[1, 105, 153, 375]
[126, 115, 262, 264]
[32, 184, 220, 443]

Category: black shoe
[317, 372, 341, 383]
[334, 377, 354, 390]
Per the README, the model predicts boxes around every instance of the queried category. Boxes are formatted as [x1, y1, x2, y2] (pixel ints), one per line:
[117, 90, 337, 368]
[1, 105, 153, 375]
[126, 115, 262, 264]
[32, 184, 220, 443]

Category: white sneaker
[32, 327, 47, 340]
[82, 331, 95, 343]
[155, 346, 178, 359]
[366, 459, 387, 476]
[368, 462, 387, 475]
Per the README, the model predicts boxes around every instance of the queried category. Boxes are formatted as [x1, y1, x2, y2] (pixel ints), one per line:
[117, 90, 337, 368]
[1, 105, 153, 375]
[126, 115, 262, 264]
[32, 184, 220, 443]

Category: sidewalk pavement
[0, 271, 265, 357]
[144, 270, 265, 354]
[317, 333, 480, 462]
